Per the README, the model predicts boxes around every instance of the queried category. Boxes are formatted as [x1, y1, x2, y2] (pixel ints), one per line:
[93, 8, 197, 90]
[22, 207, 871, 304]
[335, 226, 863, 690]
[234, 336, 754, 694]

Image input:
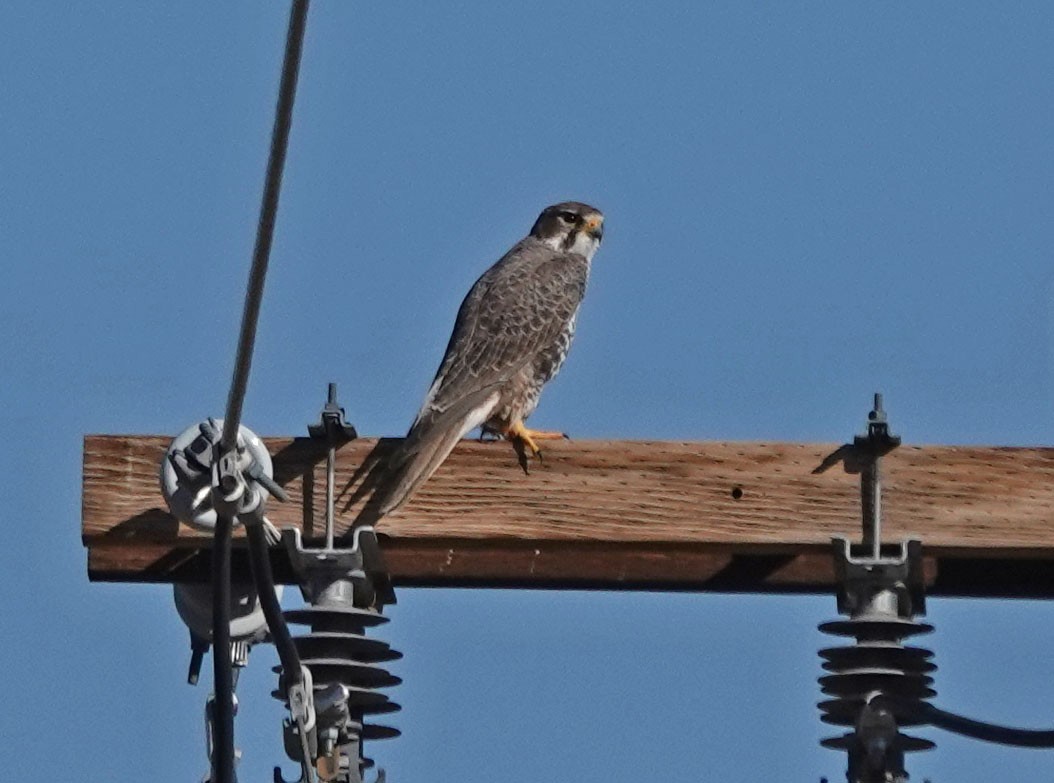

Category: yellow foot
[505, 421, 568, 472]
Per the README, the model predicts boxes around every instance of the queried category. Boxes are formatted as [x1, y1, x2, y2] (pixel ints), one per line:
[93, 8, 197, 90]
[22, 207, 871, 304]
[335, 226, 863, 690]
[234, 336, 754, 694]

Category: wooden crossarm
[82, 435, 1054, 597]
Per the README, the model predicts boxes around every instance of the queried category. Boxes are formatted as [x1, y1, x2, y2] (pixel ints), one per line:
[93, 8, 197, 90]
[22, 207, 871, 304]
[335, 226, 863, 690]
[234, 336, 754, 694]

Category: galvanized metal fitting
[160, 418, 275, 532]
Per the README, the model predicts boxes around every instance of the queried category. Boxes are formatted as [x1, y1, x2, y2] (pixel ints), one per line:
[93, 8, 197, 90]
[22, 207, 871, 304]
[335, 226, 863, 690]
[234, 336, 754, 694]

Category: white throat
[542, 232, 601, 262]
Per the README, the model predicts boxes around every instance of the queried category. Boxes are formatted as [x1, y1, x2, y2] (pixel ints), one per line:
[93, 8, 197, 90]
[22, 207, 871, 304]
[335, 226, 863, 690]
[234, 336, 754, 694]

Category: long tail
[368, 390, 499, 519]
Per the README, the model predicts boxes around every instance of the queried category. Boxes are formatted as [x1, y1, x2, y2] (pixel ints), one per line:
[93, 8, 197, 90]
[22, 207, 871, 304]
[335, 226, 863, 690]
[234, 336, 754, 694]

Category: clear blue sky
[3, 1, 1054, 780]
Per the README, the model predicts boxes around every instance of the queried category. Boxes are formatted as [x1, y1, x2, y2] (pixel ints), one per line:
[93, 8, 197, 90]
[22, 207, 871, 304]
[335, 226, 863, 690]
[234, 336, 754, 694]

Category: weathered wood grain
[82, 435, 1054, 594]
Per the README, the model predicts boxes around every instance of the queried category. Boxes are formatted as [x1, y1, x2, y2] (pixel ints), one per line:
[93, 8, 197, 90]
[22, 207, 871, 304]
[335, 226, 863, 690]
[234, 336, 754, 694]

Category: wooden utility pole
[82, 434, 1054, 597]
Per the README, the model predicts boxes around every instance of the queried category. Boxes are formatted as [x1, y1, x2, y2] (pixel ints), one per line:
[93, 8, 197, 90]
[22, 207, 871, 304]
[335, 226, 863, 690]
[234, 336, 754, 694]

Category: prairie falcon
[374, 200, 604, 516]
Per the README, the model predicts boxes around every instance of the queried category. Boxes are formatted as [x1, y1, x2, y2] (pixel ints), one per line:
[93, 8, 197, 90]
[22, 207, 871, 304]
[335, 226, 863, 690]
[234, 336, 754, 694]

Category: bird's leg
[506, 419, 542, 458]
[478, 423, 501, 443]
[505, 420, 568, 473]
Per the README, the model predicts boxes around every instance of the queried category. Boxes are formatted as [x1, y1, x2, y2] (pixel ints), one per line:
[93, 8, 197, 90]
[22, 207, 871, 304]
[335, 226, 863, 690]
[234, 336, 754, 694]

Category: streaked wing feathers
[415, 237, 588, 424]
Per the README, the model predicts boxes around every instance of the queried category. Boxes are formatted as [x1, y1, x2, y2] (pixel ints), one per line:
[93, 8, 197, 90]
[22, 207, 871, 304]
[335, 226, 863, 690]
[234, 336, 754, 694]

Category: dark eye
[558, 211, 578, 224]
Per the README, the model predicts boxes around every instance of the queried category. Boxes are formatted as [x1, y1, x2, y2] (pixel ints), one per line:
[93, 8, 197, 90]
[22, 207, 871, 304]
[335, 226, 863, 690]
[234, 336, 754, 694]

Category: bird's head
[530, 201, 604, 261]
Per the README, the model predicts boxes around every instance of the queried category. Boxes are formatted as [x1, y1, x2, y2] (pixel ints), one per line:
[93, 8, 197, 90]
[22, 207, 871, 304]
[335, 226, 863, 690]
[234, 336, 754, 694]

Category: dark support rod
[861, 454, 881, 560]
[856, 392, 898, 559]
[211, 515, 235, 783]
[325, 383, 337, 551]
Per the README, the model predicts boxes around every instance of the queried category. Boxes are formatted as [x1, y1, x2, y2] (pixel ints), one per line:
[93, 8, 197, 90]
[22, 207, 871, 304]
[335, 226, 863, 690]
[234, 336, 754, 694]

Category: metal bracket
[853, 392, 901, 457]
[309, 382, 358, 442]
[831, 537, 927, 620]
[283, 527, 395, 611]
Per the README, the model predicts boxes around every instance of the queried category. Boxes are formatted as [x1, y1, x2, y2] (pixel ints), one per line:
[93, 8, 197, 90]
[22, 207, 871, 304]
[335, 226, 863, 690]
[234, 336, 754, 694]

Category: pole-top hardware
[854, 392, 901, 457]
[851, 393, 901, 559]
[821, 394, 933, 783]
[309, 382, 358, 443]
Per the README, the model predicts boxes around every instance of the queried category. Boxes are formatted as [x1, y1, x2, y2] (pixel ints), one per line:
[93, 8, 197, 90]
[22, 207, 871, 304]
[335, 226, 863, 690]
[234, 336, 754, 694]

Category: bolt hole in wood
[731, 486, 743, 500]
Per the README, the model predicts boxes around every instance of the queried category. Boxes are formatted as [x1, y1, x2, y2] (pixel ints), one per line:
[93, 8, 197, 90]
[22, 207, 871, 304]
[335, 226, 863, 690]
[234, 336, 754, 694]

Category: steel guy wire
[211, 2, 311, 782]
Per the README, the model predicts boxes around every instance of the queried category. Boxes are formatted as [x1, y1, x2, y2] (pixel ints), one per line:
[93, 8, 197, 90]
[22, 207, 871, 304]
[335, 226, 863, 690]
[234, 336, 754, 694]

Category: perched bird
[371, 200, 604, 517]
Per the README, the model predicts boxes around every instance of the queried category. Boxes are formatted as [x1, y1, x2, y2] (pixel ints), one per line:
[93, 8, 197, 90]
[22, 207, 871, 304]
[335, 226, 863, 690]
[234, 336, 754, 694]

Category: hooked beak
[584, 216, 604, 241]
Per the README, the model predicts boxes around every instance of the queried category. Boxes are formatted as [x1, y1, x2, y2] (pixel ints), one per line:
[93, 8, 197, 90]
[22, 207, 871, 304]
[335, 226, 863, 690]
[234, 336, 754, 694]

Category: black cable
[921, 703, 1054, 748]
[212, 514, 235, 783]
[220, 0, 311, 452]
[877, 696, 1054, 749]
[246, 521, 303, 688]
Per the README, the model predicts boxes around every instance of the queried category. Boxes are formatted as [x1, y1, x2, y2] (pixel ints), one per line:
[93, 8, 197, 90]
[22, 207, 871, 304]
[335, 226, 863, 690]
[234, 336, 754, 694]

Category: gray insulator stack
[817, 537, 934, 782]
[276, 528, 402, 782]
[818, 610, 936, 757]
[276, 600, 402, 775]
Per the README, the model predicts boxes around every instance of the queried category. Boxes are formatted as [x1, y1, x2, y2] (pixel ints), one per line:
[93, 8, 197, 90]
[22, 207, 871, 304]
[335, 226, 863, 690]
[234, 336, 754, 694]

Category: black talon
[512, 438, 530, 474]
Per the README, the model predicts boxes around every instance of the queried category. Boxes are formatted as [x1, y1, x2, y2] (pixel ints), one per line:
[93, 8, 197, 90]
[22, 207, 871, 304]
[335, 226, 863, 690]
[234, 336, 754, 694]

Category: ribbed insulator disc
[820, 644, 935, 673]
[361, 699, 401, 715]
[819, 669, 935, 700]
[345, 720, 402, 741]
[294, 658, 402, 689]
[360, 756, 375, 770]
[277, 601, 401, 765]
[284, 606, 389, 630]
[819, 615, 933, 640]
[821, 732, 935, 752]
[817, 699, 928, 728]
[360, 724, 401, 741]
[292, 632, 403, 663]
